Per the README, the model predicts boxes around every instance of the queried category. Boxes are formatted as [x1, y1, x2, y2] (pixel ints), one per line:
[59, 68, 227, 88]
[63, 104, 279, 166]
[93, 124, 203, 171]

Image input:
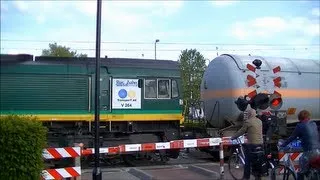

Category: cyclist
[231, 107, 265, 180]
[279, 110, 320, 180]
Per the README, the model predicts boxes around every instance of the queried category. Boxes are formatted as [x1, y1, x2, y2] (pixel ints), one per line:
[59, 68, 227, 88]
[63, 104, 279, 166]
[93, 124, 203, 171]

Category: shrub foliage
[0, 115, 47, 180]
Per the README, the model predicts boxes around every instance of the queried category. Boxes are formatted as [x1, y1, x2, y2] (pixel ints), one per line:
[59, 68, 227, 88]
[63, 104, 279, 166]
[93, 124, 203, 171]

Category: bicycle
[228, 137, 276, 180]
[228, 137, 246, 180]
[270, 144, 297, 180]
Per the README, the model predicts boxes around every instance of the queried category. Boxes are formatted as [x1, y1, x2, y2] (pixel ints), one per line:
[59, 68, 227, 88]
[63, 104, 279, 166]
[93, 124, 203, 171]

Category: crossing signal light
[269, 93, 283, 110]
[235, 92, 283, 111]
[249, 93, 270, 110]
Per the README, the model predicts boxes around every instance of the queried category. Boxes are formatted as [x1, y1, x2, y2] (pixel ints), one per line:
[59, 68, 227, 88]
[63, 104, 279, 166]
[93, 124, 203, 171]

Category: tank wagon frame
[0, 54, 184, 161]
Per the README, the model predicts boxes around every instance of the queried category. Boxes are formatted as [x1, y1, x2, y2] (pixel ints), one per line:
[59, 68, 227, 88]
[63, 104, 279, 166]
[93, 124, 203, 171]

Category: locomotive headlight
[179, 99, 183, 105]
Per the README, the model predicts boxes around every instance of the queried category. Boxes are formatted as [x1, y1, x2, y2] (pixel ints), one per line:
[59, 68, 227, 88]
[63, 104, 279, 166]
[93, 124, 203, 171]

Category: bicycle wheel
[228, 154, 245, 180]
[270, 165, 296, 180]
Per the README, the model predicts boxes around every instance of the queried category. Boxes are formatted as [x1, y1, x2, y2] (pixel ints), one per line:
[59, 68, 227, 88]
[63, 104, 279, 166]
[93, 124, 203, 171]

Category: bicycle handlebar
[277, 140, 297, 152]
[231, 136, 245, 145]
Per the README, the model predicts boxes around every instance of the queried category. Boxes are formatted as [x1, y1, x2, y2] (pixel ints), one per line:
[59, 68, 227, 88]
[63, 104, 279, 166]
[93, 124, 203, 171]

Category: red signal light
[269, 93, 283, 111]
[271, 98, 281, 106]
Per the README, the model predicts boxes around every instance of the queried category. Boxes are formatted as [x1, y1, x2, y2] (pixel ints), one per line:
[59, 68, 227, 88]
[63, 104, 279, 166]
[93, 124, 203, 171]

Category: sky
[1, 0, 319, 62]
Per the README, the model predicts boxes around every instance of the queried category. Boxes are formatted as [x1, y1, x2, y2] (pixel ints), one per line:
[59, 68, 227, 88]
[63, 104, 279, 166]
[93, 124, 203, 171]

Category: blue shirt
[282, 120, 320, 152]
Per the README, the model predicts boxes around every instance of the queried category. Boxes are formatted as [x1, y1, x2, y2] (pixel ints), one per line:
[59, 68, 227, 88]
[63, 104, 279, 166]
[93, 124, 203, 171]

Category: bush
[0, 115, 47, 180]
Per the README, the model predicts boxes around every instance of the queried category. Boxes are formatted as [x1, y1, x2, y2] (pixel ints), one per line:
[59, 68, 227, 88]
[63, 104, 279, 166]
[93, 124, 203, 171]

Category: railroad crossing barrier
[277, 139, 303, 173]
[42, 144, 82, 180]
[278, 151, 303, 173]
[40, 136, 248, 179]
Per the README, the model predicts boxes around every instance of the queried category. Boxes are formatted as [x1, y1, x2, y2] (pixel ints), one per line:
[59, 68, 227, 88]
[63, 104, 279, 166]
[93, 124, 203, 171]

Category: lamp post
[93, 0, 102, 179]
[216, 46, 219, 57]
[155, 39, 159, 60]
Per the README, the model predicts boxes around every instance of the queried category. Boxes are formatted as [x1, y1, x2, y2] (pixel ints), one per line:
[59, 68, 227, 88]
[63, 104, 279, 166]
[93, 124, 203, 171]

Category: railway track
[80, 162, 223, 180]
[44, 148, 223, 179]
[81, 148, 218, 169]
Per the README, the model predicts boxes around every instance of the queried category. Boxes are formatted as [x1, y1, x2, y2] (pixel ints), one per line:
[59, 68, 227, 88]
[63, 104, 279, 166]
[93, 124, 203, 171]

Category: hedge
[0, 115, 47, 180]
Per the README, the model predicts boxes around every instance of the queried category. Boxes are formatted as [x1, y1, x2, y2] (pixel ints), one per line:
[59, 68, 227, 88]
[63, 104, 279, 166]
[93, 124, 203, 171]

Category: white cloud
[211, 0, 237, 7]
[230, 16, 320, 40]
[311, 8, 320, 17]
[151, 1, 184, 17]
[11, 1, 61, 24]
[13, 1, 29, 12]
[1, 1, 9, 11]
[75, 1, 183, 18]
[36, 15, 45, 24]
[72, 1, 183, 33]
[231, 22, 249, 40]
[251, 17, 287, 33]
[74, 1, 96, 16]
[3, 1, 318, 61]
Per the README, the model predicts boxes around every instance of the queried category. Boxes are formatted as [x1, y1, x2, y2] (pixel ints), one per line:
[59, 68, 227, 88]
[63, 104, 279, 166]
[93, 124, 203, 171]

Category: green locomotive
[0, 54, 184, 161]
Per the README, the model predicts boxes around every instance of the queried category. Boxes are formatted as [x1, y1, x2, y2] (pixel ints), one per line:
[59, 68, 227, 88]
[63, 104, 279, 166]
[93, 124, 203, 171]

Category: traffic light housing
[235, 92, 283, 111]
[269, 93, 283, 110]
[249, 93, 270, 110]
[235, 96, 249, 111]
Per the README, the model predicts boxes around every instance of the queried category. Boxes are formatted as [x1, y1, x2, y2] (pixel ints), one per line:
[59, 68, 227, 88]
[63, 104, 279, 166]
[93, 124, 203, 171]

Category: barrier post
[41, 146, 82, 180]
[219, 133, 224, 180]
[74, 143, 83, 180]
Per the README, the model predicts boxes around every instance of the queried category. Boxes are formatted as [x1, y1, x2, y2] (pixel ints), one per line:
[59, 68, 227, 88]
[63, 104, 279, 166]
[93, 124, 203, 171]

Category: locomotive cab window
[171, 80, 179, 98]
[158, 79, 171, 99]
[145, 79, 157, 98]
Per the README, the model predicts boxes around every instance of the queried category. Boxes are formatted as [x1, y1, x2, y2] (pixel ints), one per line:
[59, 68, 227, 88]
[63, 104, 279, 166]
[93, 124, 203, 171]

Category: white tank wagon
[200, 54, 320, 129]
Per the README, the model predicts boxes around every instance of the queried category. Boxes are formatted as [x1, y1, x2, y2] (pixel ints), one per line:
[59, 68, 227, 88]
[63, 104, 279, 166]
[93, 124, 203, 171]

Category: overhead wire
[1, 47, 319, 52]
[1, 39, 320, 47]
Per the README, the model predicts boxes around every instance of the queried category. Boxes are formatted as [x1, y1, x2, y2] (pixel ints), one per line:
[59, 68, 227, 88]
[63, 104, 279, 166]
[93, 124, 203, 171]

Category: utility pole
[93, 0, 102, 179]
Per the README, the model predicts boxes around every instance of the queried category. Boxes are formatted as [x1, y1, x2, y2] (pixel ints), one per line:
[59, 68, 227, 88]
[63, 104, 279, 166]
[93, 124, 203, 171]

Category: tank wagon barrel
[201, 54, 320, 130]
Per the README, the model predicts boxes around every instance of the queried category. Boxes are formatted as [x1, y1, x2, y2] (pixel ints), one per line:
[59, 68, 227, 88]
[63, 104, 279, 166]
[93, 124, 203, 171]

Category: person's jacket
[281, 120, 320, 152]
[231, 108, 264, 145]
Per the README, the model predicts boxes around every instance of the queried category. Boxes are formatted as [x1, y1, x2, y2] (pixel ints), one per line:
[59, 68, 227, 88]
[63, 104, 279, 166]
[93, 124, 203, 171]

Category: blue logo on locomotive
[118, 89, 127, 98]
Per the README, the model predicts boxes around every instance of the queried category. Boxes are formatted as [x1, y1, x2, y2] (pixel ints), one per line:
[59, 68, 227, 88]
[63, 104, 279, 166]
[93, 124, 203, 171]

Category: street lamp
[155, 39, 159, 60]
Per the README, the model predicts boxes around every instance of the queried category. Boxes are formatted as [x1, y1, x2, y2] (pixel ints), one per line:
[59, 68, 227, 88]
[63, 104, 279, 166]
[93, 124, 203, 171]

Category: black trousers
[243, 144, 264, 179]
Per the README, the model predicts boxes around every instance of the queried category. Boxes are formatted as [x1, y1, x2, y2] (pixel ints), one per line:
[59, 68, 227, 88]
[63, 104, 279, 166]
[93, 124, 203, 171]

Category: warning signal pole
[93, 0, 102, 179]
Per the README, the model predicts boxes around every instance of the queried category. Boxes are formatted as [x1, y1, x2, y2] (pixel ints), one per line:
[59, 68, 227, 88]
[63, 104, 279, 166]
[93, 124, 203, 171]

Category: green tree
[42, 42, 88, 57]
[178, 49, 207, 116]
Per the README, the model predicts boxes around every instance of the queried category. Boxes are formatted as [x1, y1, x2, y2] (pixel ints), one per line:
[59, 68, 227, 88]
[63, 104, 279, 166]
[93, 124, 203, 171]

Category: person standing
[231, 107, 265, 180]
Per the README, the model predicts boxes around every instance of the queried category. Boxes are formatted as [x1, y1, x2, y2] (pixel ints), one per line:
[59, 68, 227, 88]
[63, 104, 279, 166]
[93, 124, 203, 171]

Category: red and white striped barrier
[278, 152, 303, 162]
[80, 136, 247, 156]
[81, 137, 222, 155]
[41, 136, 247, 159]
[43, 147, 81, 159]
[40, 136, 247, 179]
[42, 144, 82, 179]
[42, 167, 81, 180]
